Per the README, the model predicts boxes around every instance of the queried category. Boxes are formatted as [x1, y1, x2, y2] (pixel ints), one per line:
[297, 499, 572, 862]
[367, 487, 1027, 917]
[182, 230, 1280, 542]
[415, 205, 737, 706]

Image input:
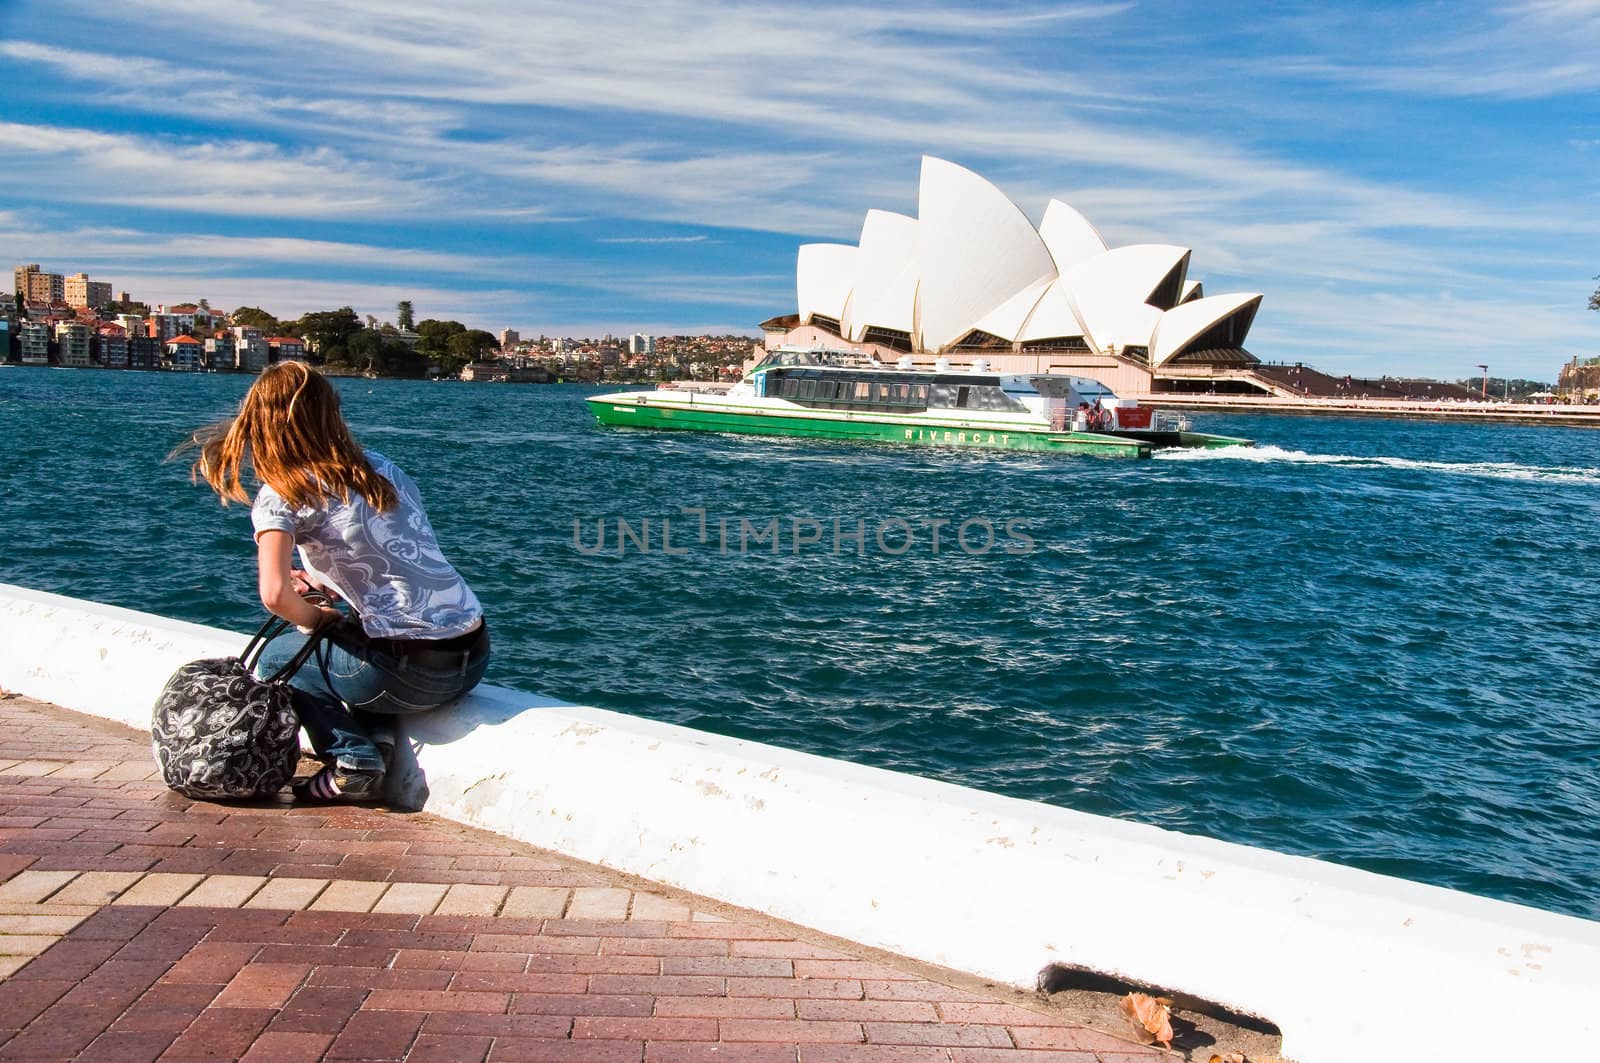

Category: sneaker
[292, 765, 384, 804]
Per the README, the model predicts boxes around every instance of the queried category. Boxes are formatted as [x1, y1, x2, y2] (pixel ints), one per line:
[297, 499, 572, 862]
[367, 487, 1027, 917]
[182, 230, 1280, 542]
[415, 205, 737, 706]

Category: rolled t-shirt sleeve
[251, 487, 299, 541]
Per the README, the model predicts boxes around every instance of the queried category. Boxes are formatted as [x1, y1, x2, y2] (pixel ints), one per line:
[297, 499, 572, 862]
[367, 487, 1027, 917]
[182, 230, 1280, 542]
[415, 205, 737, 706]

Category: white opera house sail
[765, 157, 1264, 396]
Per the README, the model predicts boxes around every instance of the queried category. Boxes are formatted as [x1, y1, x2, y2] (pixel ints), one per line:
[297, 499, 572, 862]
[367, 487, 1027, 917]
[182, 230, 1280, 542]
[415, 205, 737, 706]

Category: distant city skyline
[1, 1, 1596, 377]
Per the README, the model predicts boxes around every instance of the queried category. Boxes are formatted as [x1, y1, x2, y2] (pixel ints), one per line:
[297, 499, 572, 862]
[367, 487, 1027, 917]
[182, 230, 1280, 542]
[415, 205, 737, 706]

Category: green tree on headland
[231, 306, 281, 333]
[397, 300, 414, 331]
[412, 319, 497, 376]
[292, 307, 363, 365]
[448, 329, 499, 363]
[1589, 275, 1599, 312]
[347, 327, 428, 377]
[414, 318, 464, 356]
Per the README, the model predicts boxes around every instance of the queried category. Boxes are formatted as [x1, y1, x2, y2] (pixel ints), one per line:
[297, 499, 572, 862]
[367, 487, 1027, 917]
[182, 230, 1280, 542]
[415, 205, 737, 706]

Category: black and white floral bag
[151, 614, 325, 799]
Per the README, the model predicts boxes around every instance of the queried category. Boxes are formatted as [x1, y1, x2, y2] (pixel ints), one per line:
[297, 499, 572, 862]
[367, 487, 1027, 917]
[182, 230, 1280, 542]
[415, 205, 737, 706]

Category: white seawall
[1, 582, 1596, 1062]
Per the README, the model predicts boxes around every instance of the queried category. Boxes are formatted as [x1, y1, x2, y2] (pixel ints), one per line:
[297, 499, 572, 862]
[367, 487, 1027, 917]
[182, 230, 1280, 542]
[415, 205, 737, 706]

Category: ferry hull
[587, 396, 1151, 458]
[1110, 429, 1253, 449]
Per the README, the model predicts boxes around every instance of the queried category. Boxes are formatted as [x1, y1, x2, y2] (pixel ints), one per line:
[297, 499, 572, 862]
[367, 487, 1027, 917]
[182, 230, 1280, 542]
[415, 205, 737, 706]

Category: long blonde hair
[184, 362, 397, 511]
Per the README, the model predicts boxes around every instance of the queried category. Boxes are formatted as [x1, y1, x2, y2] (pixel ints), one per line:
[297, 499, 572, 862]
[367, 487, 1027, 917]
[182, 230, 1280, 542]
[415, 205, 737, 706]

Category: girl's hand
[259, 531, 340, 631]
[290, 570, 341, 601]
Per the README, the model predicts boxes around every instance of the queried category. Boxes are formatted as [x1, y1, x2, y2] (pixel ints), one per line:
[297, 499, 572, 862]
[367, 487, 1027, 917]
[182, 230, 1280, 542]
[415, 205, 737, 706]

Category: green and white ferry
[586, 347, 1251, 459]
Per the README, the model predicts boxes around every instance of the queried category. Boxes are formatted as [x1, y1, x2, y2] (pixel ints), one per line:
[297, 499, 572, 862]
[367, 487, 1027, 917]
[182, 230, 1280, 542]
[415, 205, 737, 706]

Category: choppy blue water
[3, 367, 1598, 919]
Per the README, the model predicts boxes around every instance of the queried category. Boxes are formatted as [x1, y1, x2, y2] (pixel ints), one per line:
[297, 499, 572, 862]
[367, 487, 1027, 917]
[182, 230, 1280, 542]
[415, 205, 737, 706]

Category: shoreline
[1145, 392, 1600, 428]
[8, 364, 1593, 424]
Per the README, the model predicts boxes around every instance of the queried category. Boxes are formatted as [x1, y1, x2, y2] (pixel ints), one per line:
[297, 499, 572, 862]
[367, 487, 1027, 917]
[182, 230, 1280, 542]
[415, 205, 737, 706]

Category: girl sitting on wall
[186, 362, 489, 803]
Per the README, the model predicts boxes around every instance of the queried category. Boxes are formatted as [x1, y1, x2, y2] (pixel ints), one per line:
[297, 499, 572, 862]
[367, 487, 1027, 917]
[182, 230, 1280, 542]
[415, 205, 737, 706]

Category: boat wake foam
[1153, 444, 1600, 485]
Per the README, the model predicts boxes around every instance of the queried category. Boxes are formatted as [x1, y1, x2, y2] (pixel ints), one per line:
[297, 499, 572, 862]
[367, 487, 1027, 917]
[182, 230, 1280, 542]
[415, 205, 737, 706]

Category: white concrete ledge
[2, 582, 1596, 1062]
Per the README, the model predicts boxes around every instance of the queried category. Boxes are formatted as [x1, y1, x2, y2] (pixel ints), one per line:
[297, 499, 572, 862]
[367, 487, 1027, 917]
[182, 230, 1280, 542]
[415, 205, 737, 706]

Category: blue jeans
[257, 621, 490, 774]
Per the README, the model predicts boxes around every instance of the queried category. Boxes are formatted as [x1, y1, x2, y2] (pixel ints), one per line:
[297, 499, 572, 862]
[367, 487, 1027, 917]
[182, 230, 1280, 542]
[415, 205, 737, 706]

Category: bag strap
[262, 626, 335, 684]
[238, 590, 337, 682]
[238, 616, 291, 673]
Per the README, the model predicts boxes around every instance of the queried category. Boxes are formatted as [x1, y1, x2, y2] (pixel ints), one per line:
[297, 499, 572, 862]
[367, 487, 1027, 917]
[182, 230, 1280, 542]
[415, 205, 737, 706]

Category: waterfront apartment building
[205, 334, 236, 369]
[630, 333, 654, 356]
[116, 314, 146, 336]
[55, 322, 92, 367]
[64, 273, 114, 310]
[500, 328, 520, 351]
[0, 318, 9, 361]
[230, 325, 270, 371]
[19, 322, 50, 364]
[236, 335, 270, 372]
[128, 335, 159, 371]
[95, 327, 130, 369]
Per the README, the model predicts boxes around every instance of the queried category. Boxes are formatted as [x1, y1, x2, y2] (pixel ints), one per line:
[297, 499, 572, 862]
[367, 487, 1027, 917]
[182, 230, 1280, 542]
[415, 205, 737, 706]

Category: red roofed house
[166, 334, 203, 371]
[268, 336, 306, 363]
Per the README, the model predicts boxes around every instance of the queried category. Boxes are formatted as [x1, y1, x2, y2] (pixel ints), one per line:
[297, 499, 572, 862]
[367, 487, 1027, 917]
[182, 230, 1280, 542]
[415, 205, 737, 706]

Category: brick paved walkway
[0, 696, 1161, 1062]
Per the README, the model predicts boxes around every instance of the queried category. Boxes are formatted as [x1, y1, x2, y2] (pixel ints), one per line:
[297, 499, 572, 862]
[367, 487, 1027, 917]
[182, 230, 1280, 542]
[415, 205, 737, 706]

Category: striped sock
[306, 767, 342, 799]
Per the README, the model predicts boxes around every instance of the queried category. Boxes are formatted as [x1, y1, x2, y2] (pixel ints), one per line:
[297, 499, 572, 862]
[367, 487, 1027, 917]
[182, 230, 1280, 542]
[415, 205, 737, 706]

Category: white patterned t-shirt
[251, 450, 484, 639]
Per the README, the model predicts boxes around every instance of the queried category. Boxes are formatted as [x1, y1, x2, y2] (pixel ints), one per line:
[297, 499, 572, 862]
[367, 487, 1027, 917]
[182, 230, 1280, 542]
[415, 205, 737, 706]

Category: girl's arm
[256, 530, 342, 633]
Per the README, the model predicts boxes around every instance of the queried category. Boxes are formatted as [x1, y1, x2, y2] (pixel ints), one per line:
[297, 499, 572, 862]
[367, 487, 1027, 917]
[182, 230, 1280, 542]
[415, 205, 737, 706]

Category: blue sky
[1, 0, 1596, 378]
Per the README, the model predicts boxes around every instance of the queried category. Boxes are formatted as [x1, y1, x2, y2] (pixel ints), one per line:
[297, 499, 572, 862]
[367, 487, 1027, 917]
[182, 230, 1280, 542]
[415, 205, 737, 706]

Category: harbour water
[3, 367, 1598, 919]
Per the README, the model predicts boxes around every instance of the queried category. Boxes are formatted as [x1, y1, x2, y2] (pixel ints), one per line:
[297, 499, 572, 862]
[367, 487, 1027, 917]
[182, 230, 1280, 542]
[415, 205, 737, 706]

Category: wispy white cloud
[1253, 284, 1597, 378]
[0, 40, 206, 87]
[1263, 1, 1600, 99]
[0, 121, 433, 218]
[0, 213, 504, 275]
[597, 235, 711, 245]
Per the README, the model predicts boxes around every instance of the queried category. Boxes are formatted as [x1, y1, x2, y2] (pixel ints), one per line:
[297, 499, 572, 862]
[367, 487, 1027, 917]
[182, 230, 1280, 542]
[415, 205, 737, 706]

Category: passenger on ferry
[1089, 399, 1112, 432]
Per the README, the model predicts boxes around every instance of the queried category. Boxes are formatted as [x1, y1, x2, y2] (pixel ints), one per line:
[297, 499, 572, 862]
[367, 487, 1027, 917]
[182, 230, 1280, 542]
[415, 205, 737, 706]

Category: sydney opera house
[760, 157, 1264, 397]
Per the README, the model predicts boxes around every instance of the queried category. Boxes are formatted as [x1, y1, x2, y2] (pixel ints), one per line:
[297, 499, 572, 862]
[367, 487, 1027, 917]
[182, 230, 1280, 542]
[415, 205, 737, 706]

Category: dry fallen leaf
[1118, 992, 1174, 1050]
[1208, 1054, 1248, 1063]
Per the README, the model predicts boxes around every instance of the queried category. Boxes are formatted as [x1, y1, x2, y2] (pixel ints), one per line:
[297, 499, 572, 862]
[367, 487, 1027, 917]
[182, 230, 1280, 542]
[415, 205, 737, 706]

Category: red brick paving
[0, 697, 1158, 1062]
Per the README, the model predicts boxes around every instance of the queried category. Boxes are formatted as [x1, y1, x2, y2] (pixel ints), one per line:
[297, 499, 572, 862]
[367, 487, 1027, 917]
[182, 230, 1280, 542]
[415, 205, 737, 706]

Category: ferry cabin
[751, 356, 1118, 432]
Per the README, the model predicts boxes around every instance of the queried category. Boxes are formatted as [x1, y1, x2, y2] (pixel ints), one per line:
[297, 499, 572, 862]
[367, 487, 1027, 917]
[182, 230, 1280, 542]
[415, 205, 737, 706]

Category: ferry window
[996, 388, 1026, 412]
[929, 384, 953, 407]
[909, 384, 929, 406]
[798, 379, 817, 400]
[780, 376, 800, 399]
[889, 384, 909, 405]
[854, 381, 872, 401]
[955, 386, 970, 408]
[815, 380, 837, 400]
[870, 382, 890, 402]
[970, 386, 995, 410]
